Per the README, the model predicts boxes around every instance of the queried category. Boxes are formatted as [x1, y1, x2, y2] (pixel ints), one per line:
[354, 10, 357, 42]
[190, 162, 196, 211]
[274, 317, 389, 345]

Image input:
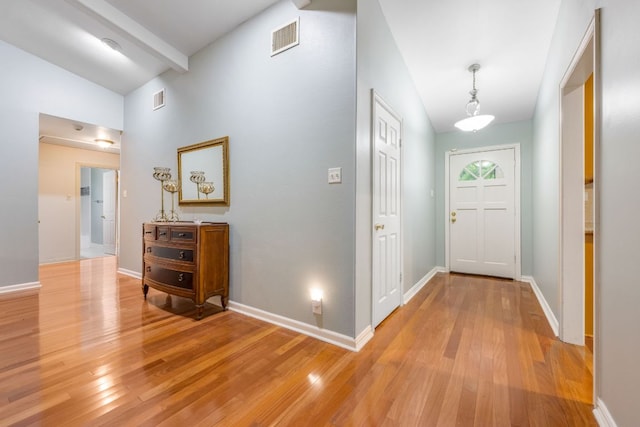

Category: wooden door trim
[444, 144, 521, 280]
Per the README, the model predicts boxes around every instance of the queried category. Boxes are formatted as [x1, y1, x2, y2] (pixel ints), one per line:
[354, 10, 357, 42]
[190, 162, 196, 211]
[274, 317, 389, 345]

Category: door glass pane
[459, 161, 480, 181]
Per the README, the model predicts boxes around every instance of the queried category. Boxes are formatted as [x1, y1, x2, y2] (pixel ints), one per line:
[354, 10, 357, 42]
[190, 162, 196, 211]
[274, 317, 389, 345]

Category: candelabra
[163, 179, 180, 221]
[198, 182, 215, 199]
[152, 167, 171, 221]
[189, 171, 206, 199]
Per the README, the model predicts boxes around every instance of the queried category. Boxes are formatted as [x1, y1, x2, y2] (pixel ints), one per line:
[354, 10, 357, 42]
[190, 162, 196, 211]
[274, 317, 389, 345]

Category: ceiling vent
[271, 18, 299, 56]
[153, 89, 166, 111]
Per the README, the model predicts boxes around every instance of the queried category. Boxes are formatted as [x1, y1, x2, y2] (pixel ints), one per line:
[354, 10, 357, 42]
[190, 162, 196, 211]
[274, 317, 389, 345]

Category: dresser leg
[221, 296, 228, 311]
[196, 305, 204, 320]
[143, 284, 149, 300]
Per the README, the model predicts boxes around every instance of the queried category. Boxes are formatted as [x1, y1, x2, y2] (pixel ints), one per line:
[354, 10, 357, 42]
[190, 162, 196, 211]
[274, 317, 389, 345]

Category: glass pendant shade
[454, 114, 495, 131]
[455, 64, 494, 132]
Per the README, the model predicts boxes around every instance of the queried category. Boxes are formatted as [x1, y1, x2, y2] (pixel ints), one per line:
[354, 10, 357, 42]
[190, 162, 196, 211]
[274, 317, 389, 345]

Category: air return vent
[271, 18, 299, 56]
[153, 88, 165, 110]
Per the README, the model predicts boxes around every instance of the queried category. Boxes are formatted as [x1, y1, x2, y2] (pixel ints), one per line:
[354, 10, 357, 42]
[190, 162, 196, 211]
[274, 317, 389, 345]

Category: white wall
[0, 41, 122, 287]
[436, 120, 534, 275]
[39, 143, 119, 264]
[355, 0, 437, 335]
[120, 0, 358, 336]
[597, 1, 640, 425]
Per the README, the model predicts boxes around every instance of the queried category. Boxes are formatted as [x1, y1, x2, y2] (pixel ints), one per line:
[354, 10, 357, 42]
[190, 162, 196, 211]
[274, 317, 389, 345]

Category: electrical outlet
[328, 167, 342, 184]
[312, 299, 322, 315]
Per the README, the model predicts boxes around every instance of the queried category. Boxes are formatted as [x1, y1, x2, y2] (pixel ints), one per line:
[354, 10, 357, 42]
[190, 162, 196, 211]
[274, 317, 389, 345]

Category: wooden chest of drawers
[142, 222, 229, 319]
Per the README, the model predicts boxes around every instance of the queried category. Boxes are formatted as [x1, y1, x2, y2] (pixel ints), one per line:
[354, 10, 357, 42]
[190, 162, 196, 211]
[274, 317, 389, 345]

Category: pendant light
[454, 64, 495, 132]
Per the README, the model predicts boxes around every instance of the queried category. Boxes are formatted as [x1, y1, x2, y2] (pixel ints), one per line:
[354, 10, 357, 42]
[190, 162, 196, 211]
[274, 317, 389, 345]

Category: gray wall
[435, 120, 533, 275]
[0, 40, 122, 287]
[597, 1, 640, 425]
[120, 0, 357, 336]
[532, 0, 596, 326]
[355, 0, 437, 334]
[533, 0, 640, 424]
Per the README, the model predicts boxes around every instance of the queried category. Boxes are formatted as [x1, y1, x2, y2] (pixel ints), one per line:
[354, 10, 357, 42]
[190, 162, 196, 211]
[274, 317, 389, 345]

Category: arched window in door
[458, 160, 504, 181]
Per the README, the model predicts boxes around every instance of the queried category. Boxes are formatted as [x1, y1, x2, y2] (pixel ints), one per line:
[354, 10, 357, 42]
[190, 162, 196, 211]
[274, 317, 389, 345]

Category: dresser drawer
[145, 244, 194, 262]
[170, 227, 195, 242]
[157, 227, 170, 241]
[143, 224, 157, 240]
[146, 265, 194, 290]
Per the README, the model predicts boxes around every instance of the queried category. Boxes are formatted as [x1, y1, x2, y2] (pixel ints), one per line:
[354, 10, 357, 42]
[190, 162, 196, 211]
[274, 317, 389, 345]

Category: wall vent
[271, 18, 299, 56]
[153, 88, 166, 110]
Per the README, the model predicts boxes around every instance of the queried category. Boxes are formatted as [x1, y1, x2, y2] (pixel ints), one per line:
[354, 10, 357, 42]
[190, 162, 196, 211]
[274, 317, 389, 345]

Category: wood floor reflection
[0, 258, 595, 426]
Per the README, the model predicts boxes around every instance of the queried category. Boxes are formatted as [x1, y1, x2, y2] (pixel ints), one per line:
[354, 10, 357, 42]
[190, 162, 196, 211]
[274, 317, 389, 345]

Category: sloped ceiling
[0, 0, 561, 136]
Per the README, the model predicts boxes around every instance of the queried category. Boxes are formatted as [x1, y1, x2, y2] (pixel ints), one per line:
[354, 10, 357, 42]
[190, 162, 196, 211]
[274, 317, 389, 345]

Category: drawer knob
[179, 251, 185, 259]
[146, 266, 151, 272]
[178, 273, 184, 282]
[144, 231, 153, 235]
[159, 232, 167, 236]
[146, 247, 152, 253]
[178, 233, 186, 237]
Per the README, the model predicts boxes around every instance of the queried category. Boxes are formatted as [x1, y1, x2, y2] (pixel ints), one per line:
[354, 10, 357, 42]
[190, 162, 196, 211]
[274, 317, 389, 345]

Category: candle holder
[198, 182, 215, 199]
[152, 167, 171, 221]
[189, 171, 206, 199]
[163, 179, 180, 222]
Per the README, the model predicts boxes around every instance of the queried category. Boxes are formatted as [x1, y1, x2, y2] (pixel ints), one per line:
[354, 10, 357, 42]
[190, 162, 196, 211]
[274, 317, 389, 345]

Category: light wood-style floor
[0, 258, 595, 426]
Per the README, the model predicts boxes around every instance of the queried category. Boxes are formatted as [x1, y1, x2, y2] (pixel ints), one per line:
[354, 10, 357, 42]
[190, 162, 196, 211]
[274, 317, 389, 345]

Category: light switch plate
[328, 167, 342, 184]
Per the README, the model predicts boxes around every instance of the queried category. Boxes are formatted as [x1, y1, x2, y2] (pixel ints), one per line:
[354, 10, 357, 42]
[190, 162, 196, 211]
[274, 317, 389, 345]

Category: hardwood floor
[0, 258, 595, 426]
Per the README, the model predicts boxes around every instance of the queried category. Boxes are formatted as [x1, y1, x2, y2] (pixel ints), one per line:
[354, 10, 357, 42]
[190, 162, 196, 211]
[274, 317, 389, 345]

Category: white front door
[102, 170, 117, 255]
[448, 147, 518, 279]
[372, 93, 402, 327]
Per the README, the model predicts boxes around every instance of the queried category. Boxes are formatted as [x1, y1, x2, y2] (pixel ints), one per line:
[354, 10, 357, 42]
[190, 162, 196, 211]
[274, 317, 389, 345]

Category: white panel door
[449, 148, 516, 278]
[372, 94, 402, 327]
[102, 170, 117, 255]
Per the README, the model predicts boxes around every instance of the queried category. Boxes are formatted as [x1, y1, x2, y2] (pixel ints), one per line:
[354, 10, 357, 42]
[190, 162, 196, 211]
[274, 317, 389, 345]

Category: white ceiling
[378, 0, 561, 132]
[0, 0, 561, 140]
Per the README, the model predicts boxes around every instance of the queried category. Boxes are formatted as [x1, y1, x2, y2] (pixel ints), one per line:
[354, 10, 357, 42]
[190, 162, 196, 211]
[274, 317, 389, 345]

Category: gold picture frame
[177, 136, 229, 205]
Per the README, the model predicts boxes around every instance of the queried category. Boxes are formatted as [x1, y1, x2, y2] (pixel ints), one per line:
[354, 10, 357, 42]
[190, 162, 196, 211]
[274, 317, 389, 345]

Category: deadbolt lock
[451, 211, 456, 217]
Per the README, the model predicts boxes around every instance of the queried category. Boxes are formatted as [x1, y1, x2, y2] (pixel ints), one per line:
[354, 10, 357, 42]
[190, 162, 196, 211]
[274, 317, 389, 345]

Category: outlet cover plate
[328, 167, 342, 184]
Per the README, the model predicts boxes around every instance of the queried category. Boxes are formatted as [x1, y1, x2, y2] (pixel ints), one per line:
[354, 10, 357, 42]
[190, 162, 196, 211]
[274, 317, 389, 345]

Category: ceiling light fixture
[95, 138, 114, 148]
[100, 38, 122, 53]
[454, 64, 495, 132]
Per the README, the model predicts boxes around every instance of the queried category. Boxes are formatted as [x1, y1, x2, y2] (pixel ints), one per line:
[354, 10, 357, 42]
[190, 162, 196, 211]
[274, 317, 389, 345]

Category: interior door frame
[75, 163, 120, 259]
[371, 90, 404, 327]
[445, 144, 522, 280]
[558, 15, 596, 347]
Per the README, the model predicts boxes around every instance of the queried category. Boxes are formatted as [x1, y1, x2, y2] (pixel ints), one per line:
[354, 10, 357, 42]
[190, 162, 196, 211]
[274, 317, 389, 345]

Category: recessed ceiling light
[95, 138, 114, 148]
[100, 38, 122, 53]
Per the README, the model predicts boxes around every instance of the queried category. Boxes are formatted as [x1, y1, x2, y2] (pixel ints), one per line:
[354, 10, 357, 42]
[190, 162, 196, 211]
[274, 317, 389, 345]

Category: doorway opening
[80, 167, 118, 259]
[38, 113, 121, 265]
[558, 12, 599, 405]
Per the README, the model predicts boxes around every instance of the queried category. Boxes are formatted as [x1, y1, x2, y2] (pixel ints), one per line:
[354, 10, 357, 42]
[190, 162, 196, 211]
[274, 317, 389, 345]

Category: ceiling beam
[291, 0, 312, 9]
[66, 0, 188, 72]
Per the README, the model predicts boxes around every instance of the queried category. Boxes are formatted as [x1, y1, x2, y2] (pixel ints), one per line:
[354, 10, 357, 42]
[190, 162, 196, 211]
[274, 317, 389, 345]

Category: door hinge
[399, 273, 402, 283]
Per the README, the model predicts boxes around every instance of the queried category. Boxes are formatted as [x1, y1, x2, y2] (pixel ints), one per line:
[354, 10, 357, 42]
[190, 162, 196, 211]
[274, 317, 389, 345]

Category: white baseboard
[593, 398, 618, 427]
[355, 325, 374, 351]
[521, 275, 559, 337]
[118, 268, 141, 279]
[403, 266, 445, 304]
[228, 301, 361, 352]
[0, 281, 41, 294]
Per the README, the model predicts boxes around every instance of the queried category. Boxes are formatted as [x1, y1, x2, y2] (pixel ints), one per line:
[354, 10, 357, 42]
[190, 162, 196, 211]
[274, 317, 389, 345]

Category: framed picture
[177, 136, 229, 205]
